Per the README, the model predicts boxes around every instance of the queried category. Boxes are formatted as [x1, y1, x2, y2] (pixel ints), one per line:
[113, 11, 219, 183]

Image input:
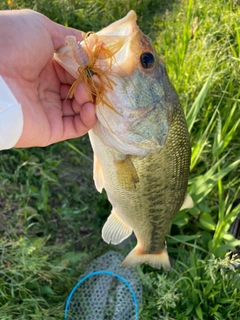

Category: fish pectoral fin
[114, 155, 139, 190]
[102, 209, 132, 245]
[180, 193, 194, 211]
[93, 154, 104, 192]
[121, 246, 171, 271]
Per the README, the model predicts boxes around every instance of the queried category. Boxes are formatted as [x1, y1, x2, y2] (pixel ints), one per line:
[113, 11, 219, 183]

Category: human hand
[0, 9, 97, 148]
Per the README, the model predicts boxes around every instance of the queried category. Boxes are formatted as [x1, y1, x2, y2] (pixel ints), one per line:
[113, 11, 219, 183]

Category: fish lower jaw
[92, 122, 161, 157]
[121, 246, 171, 271]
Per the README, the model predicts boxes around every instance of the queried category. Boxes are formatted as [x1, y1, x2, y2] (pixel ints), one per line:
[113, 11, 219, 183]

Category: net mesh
[65, 251, 142, 320]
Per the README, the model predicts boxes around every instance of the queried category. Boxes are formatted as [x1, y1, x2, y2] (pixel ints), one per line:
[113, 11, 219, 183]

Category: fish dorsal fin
[93, 154, 104, 192]
[102, 209, 132, 245]
[180, 193, 194, 211]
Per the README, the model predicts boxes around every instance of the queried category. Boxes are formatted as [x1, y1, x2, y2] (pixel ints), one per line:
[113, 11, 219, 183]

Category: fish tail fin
[121, 246, 171, 271]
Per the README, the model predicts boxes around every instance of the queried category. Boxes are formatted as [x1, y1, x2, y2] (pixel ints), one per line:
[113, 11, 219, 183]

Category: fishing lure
[65, 33, 118, 110]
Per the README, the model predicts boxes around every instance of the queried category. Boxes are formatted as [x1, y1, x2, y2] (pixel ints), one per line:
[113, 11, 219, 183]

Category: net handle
[64, 270, 139, 319]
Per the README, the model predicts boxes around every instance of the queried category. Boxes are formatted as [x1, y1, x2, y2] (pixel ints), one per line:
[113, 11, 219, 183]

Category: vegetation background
[0, 0, 240, 319]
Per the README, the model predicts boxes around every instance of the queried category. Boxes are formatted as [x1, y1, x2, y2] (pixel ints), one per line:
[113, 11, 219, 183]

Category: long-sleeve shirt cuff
[0, 76, 23, 150]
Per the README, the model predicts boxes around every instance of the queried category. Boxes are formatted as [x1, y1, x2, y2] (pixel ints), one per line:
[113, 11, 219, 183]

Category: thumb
[43, 16, 84, 50]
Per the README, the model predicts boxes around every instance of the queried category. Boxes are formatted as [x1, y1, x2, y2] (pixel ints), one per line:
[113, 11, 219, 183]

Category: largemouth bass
[54, 10, 193, 271]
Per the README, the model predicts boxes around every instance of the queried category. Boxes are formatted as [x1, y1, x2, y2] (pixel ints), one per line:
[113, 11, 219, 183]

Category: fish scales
[89, 96, 190, 258]
[54, 10, 193, 270]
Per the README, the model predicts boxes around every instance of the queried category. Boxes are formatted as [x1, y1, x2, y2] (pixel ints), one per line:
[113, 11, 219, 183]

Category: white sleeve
[0, 76, 23, 150]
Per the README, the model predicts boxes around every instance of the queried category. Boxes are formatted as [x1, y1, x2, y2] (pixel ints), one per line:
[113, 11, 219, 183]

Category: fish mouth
[81, 10, 141, 77]
[53, 10, 142, 116]
[54, 10, 153, 79]
[97, 10, 138, 37]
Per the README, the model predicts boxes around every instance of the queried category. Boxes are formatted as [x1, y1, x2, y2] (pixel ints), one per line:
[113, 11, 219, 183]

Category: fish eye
[140, 52, 155, 69]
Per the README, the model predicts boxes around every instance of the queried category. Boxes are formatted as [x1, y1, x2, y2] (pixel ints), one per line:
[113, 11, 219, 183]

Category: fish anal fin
[121, 246, 171, 271]
[180, 193, 194, 211]
[93, 154, 104, 192]
[102, 209, 132, 245]
[114, 155, 139, 190]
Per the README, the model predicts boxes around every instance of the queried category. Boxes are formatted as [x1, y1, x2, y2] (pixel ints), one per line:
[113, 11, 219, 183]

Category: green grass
[1, 0, 240, 319]
[140, 252, 240, 320]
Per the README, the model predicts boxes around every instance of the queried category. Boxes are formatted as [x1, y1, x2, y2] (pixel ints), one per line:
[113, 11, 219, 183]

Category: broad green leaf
[60, 251, 88, 265]
[199, 212, 216, 231]
[172, 210, 189, 227]
[222, 233, 240, 247]
[196, 306, 203, 320]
